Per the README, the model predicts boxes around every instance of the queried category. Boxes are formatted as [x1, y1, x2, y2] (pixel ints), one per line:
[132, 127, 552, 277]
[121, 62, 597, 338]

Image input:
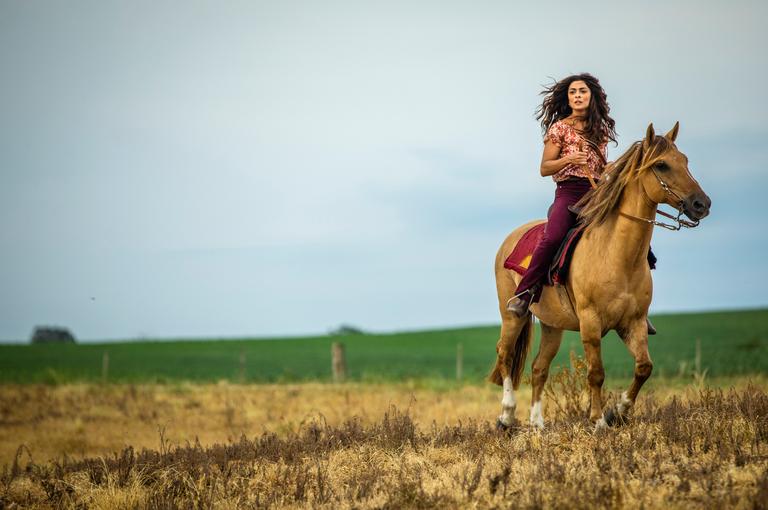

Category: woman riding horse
[506, 74, 613, 315]
[507, 74, 657, 333]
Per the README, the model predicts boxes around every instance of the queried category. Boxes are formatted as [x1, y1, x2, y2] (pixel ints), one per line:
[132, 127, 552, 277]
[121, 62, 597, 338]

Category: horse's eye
[654, 161, 669, 171]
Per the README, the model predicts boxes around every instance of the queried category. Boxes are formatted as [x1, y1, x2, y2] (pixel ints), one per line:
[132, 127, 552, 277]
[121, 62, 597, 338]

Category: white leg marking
[529, 401, 544, 430]
[498, 376, 517, 426]
[594, 416, 608, 431]
[616, 391, 632, 416]
[501, 376, 516, 408]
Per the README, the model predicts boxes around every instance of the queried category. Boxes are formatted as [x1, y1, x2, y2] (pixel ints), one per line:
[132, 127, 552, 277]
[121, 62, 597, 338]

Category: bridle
[618, 165, 700, 232]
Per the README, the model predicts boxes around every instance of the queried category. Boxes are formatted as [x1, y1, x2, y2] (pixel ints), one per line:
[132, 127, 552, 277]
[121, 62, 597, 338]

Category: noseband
[619, 166, 700, 231]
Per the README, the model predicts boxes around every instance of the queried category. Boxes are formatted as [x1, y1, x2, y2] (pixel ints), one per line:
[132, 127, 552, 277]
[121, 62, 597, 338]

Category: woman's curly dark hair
[535, 73, 617, 146]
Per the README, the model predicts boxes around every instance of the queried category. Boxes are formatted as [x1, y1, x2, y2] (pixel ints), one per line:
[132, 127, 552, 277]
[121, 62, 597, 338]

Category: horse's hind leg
[491, 317, 527, 429]
[603, 319, 652, 426]
[529, 323, 563, 429]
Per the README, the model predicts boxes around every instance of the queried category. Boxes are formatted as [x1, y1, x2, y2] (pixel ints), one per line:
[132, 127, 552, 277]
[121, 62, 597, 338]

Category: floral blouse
[545, 120, 608, 182]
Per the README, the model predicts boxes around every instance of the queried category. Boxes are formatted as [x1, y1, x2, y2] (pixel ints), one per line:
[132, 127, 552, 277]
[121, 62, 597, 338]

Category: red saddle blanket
[503, 223, 586, 285]
[503, 223, 546, 275]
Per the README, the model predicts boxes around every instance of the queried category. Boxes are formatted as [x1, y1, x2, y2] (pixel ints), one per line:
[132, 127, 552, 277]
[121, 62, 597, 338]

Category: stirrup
[506, 288, 534, 317]
[506, 298, 530, 317]
[507, 287, 533, 304]
[511, 288, 533, 300]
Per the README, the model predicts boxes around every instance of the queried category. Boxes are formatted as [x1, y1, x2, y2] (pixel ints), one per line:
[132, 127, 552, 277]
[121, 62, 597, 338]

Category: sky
[1, 0, 766, 342]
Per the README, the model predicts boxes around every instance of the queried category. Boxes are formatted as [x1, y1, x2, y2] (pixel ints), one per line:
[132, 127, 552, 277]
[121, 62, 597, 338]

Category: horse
[489, 122, 711, 430]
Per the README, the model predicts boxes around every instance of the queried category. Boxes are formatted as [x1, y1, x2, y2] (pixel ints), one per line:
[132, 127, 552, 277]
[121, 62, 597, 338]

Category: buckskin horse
[490, 122, 711, 430]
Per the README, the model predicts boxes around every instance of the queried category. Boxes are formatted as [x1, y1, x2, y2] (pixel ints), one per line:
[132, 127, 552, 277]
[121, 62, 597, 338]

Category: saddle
[503, 222, 586, 285]
[503, 222, 658, 285]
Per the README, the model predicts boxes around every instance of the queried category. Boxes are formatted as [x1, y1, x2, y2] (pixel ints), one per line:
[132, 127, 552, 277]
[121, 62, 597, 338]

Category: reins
[579, 135, 605, 190]
[617, 167, 700, 231]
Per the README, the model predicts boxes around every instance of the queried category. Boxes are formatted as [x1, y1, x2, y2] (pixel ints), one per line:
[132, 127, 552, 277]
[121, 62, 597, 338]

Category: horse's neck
[590, 178, 657, 273]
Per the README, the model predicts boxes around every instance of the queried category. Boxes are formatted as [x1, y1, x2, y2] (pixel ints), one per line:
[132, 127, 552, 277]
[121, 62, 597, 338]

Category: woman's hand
[540, 142, 588, 177]
[564, 151, 588, 166]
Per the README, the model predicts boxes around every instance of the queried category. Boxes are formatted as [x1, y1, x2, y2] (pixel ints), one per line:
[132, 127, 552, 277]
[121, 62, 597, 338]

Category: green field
[1, 309, 767, 384]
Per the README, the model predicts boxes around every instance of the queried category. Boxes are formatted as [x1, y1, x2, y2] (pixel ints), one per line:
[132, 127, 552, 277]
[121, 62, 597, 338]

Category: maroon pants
[515, 177, 592, 303]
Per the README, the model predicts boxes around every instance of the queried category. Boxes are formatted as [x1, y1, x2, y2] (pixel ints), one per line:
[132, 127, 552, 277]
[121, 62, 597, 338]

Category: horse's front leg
[604, 318, 653, 426]
[579, 311, 606, 426]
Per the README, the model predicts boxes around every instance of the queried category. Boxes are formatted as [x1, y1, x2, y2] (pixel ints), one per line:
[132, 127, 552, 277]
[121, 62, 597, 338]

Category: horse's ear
[643, 123, 655, 149]
[665, 121, 680, 142]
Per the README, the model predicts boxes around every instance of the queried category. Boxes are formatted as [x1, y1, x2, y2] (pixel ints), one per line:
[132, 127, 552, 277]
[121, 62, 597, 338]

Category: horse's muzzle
[683, 191, 711, 220]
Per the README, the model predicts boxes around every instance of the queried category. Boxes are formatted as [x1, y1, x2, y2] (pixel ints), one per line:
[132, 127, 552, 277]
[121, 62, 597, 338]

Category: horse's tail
[487, 315, 534, 388]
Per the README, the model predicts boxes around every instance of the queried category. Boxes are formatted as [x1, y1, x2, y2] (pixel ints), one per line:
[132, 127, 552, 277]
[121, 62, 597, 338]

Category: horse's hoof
[603, 408, 629, 427]
[496, 418, 518, 433]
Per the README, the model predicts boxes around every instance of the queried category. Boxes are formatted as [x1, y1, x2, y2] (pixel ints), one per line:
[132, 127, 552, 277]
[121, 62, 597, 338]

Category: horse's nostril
[693, 200, 706, 211]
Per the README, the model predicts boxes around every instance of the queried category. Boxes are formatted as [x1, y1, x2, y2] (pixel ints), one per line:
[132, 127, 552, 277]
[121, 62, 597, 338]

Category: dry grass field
[2, 366, 768, 509]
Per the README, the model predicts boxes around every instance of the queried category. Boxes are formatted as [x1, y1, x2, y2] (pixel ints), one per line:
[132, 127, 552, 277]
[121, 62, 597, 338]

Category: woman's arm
[539, 140, 588, 177]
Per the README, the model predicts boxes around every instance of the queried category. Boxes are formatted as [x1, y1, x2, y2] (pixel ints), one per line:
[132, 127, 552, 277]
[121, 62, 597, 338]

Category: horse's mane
[576, 135, 673, 230]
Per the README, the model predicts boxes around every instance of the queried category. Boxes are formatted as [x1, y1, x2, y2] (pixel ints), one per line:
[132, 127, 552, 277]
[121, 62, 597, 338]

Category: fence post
[332, 342, 347, 383]
[102, 351, 109, 384]
[456, 343, 463, 381]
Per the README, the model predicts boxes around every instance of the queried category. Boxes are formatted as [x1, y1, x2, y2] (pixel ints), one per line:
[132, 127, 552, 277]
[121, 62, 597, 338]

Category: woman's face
[568, 80, 591, 112]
